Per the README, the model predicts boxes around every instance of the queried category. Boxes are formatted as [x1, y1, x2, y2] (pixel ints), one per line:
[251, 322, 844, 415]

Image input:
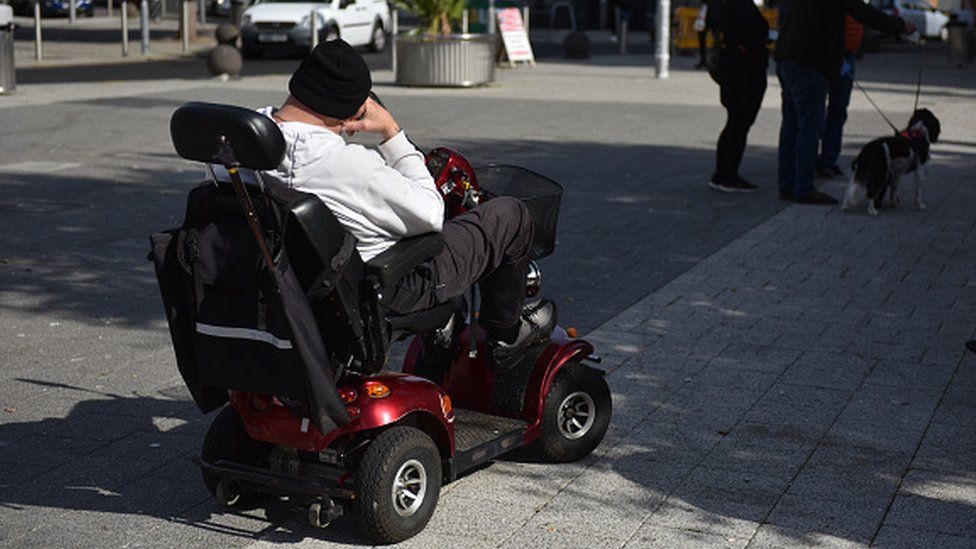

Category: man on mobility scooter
[152, 39, 611, 544]
[258, 39, 555, 371]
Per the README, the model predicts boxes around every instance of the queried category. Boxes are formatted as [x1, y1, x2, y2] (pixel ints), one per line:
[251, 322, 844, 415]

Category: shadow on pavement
[0, 139, 786, 332]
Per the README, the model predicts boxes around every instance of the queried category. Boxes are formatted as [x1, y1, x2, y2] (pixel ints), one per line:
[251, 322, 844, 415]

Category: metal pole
[107, 0, 113, 18]
[488, 0, 495, 34]
[310, 9, 319, 49]
[621, 16, 627, 54]
[655, 0, 670, 78]
[160, 0, 167, 20]
[69, 0, 76, 24]
[140, 0, 150, 55]
[198, 0, 205, 24]
[461, 9, 468, 33]
[391, 8, 398, 77]
[33, 0, 42, 61]
[122, 0, 129, 56]
[181, 0, 189, 52]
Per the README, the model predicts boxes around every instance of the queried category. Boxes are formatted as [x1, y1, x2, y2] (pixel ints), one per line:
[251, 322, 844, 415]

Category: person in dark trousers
[816, 15, 863, 179]
[708, 0, 769, 193]
[258, 40, 555, 371]
[775, 0, 913, 204]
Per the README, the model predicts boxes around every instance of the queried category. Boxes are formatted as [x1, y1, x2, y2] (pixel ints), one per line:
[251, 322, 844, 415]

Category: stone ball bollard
[208, 44, 243, 79]
[215, 22, 240, 46]
[563, 31, 590, 59]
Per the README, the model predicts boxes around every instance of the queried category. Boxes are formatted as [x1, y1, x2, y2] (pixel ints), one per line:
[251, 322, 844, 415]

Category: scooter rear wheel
[538, 362, 612, 462]
[201, 405, 271, 507]
[354, 426, 442, 543]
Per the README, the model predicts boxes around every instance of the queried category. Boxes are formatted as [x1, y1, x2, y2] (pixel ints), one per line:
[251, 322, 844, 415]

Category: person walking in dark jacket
[708, 0, 769, 193]
[775, 0, 913, 204]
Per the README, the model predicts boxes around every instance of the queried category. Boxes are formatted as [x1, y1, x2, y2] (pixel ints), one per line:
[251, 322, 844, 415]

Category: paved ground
[1, 35, 975, 548]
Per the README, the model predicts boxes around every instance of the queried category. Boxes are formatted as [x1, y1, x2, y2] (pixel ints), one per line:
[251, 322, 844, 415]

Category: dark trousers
[714, 64, 767, 182]
[818, 53, 855, 169]
[777, 60, 829, 197]
[383, 196, 534, 331]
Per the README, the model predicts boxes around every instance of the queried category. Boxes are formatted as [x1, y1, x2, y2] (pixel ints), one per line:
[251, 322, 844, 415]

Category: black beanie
[289, 40, 372, 120]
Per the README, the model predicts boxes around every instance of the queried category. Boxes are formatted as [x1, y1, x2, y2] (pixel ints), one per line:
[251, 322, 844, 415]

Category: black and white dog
[841, 109, 941, 216]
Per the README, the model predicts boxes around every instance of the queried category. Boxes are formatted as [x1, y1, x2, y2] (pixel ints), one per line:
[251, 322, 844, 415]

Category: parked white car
[240, 0, 390, 58]
[873, 0, 952, 40]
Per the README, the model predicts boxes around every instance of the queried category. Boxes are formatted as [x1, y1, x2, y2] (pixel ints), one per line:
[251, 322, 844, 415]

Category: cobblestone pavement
[1, 41, 975, 548]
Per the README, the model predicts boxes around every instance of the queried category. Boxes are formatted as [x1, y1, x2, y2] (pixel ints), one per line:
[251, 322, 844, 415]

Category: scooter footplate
[454, 408, 526, 453]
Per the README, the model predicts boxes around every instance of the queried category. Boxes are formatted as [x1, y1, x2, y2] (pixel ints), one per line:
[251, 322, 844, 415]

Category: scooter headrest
[170, 102, 285, 170]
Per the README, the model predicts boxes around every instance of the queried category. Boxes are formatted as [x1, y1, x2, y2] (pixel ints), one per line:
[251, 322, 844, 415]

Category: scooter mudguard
[402, 326, 596, 439]
[230, 373, 454, 454]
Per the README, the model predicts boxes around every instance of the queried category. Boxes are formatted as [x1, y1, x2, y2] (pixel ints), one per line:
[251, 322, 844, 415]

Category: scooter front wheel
[538, 362, 612, 462]
[354, 426, 442, 543]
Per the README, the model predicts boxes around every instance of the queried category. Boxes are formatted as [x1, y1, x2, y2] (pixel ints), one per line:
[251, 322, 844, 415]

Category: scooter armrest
[364, 233, 445, 288]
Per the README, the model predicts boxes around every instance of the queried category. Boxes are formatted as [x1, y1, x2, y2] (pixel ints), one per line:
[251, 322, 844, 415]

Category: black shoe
[795, 189, 839, 205]
[487, 300, 557, 372]
[816, 164, 845, 179]
[709, 177, 759, 194]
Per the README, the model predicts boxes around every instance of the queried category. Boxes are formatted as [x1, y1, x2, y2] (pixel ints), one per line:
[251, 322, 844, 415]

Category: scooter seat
[388, 300, 458, 334]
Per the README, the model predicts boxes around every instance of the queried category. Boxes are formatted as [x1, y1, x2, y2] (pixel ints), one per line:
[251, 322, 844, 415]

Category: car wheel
[201, 405, 271, 507]
[367, 21, 385, 52]
[538, 362, 612, 462]
[354, 426, 441, 544]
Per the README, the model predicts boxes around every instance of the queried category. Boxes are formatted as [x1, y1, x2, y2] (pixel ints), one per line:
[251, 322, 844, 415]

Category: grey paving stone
[764, 493, 888, 544]
[779, 351, 874, 392]
[744, 383, 851, 434]
[747, 524, 866, 549]
[883, 470, 976, 537]
[625, 525, 750, 548]
[699, 424, 814, 483]
[911, 421, 976, 474]
[872, 525, 976, 549]
[884, 492, 976, 538]
[864, 357, 957, 389]
[643, 498, 764, 540]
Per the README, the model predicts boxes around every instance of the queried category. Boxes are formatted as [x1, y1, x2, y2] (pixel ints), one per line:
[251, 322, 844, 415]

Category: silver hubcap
[557, 391, 595, 440]
[326, 28, 339, 41]
[373, 27, 385, 49]
[391, 459, 427, 517]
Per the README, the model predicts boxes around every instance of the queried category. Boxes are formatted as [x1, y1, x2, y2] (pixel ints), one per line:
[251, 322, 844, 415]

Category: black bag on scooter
[149, 181, 353, 433]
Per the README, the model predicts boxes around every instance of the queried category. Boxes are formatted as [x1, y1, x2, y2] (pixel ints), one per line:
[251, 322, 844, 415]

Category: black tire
[538, 362, 612, 462]
[367, 21, 386, 52]
[201, 405, 271, 506]
[354, 426, 441, 544]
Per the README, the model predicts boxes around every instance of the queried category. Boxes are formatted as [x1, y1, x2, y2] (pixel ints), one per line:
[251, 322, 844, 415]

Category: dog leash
[853, 37, 925, 134]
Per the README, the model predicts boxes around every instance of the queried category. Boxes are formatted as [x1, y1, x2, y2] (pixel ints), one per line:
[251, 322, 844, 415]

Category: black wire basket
[477, 165, 563, 259]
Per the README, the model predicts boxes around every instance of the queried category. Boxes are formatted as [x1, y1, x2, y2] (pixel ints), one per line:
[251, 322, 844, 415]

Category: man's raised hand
[342, 97, 401, 140]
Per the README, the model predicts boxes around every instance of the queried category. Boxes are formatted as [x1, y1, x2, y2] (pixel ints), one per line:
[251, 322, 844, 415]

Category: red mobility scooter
[151, 102, 611, 544]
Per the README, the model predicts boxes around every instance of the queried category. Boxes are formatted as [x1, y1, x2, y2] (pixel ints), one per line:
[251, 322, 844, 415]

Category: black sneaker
[487, 300, 557, 372]
[709, 177, 759, 194]
[795, 189, 839, 205]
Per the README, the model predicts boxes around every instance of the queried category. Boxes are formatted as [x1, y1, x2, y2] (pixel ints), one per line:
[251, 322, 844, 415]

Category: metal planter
[395, 33, 496, 87]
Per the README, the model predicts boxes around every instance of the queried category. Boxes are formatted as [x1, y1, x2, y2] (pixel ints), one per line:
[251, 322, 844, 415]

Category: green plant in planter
[395, 0, 467, 36]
